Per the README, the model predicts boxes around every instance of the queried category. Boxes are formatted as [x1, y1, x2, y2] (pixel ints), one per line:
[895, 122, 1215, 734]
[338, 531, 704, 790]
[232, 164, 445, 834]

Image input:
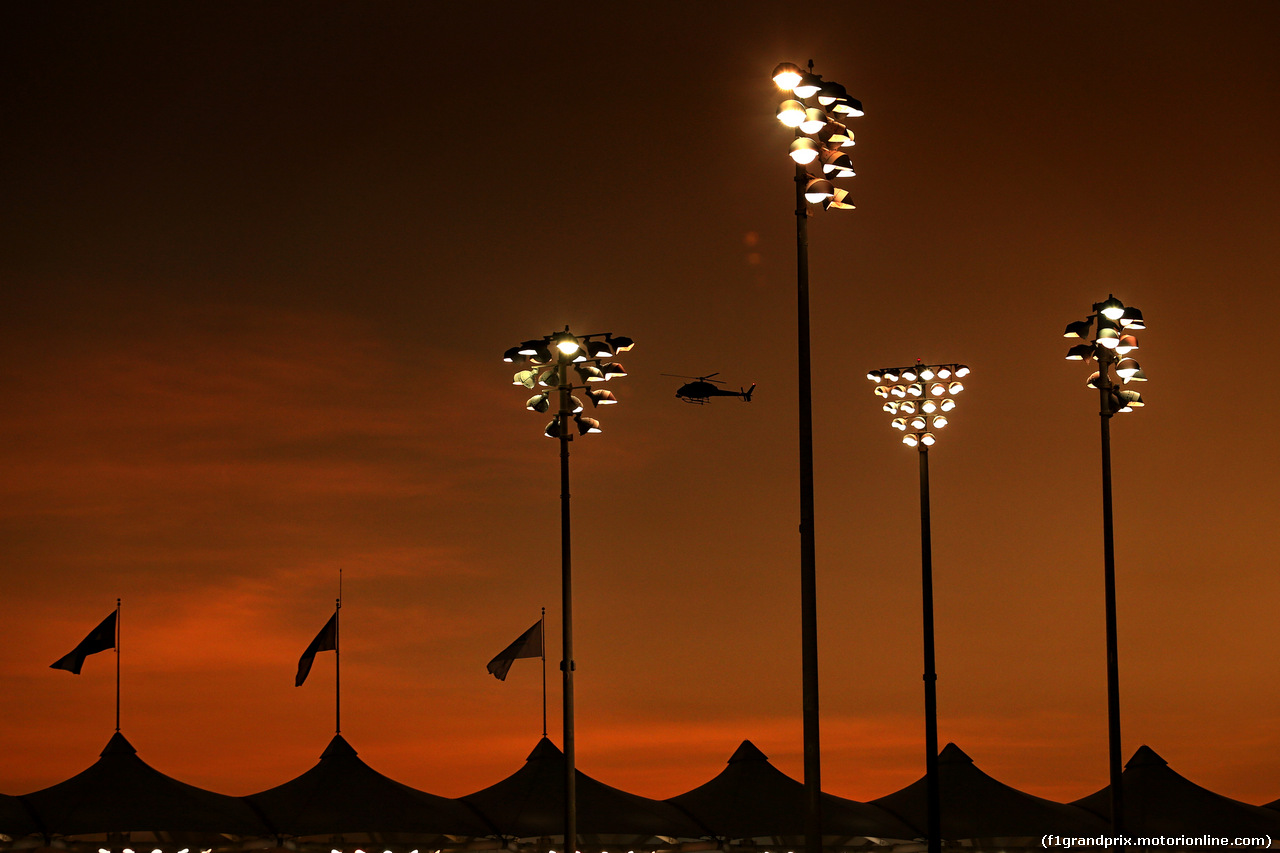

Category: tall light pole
[503, 328, 634, 853]
[868, 361, 970, 853]
[771, 60, 863, 853]
[1063, 295, 1147, 836]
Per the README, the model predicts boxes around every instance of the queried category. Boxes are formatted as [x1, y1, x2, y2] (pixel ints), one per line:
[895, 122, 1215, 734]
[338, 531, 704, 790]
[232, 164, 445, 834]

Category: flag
[51, 610, 117, 674]
[487, 619, 543, 681]
[295, 612, 337, 687]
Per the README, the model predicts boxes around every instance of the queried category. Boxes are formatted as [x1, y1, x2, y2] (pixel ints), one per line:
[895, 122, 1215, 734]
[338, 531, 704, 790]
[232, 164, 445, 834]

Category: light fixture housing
[1119, 307, 1145, 329]
[789, 137, 821, 165]
[777, 100, 806, 127]
[587, 388, 618, 406]
[804, 178, 835, 204]
[772, 62, 803, 91]
[793, 73, 823, 99]
[800, 108, 828, 134]
[1098, 295, 1126, 321]
[1064, 319, 1093, 339]
[575, 364, 605, 383]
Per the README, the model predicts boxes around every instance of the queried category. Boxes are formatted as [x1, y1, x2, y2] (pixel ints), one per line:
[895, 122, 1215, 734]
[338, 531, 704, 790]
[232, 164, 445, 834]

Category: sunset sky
[3, 1, 1279, 809]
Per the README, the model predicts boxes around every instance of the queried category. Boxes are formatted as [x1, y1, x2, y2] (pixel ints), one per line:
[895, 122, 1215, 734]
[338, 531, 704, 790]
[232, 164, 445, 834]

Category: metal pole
[115, 598, 121, 734]
[558, 360, 577, 853]
[1099, 380, 1123, 836]
[919, 445, 940, 853]
[794, 150, 823, 853]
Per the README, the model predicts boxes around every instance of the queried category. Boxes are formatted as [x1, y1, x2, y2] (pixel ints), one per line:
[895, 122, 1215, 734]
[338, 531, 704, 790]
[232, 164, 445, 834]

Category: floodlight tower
[1063, 295, 1148, 836]
[503, 328, 634, 853]
[771, 60, 864, 853]
[868, 361, 970, 853]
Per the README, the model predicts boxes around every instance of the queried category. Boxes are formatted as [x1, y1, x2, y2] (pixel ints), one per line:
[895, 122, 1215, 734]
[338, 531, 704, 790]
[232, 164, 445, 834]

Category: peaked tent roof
[0, 793, 40, 838]
[248, 734, 491, 837]
[1073, 745, 1280, 836]
[462, 737, 707, 839]
[871, 743, 1107, 840]
[19, 731, 268, 837]
[667, 740, 915, 841]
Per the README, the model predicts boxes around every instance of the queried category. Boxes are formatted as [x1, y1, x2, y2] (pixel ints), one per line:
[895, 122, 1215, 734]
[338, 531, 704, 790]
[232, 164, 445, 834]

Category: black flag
[295, 613, 337, 687]
[487, 619, 543, 681]
[51, 610, 117, 674]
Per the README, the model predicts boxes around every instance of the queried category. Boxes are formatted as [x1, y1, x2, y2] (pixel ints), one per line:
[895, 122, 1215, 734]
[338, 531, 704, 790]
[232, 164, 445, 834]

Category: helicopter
[664, 373, 756, 404]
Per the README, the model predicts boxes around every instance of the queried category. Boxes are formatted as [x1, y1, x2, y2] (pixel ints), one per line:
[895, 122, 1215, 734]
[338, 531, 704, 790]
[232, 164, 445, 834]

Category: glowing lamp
[772, 62, 803, 91]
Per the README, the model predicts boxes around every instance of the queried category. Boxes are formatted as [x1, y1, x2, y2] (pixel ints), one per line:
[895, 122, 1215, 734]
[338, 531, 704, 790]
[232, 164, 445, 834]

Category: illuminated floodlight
[772, 62, 804, 91]
[800, 108, 827, 134]
[575, 364, 605, 383]
[514, 369, 537, 388]
[874, 385, 890, 398]
[948, 381, 965, 394]
[790, 137, 821, 165]
[919, 365, 936, 380]
[1115, 335, 1139, 354]
[1116, 358, 1141, 379]
[777, 100, 806, 127]
[929, 382, 947, 396]
[1066, 344, 1095, 360]
[586, 388, 618, 406]
[1064, 319, 1093, 338]
[907, 382, 924, 397]
[953, 364, 970, 377]
[804, 178, 835, 203]
[526, 393, 551, 413]
[890, 384, 907, 398]
[822, 187, 855, 210]
[900, 400, 917, 414]
[882, 369, 900, 381]
[901, 366, 919, 382]
[909, 416, 927, 430]
[883, 401, 899, 413]
[867, 369, 883, 382]
[891, 418, 908, 431]
[793, 73, 823, 99]
[940, 398, 956, 412]
[921, 399, 938, 413]
[920, 432, 936, 446]
[932, 416, 948, 429]
[1099, 295, 1126, 320]
[1097, 328, 1121, 349]
[1120, 307, 1145, 329]
[935, 365, 952, 379]
[903, 433, 919, 447]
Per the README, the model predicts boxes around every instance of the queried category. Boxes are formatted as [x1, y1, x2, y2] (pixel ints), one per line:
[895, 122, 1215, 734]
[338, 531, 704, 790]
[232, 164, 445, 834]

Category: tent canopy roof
[19, 731, 267, 837]
[668, 740, 915, 840]
[463, 737, 706, 839]
[872, 742, 1107, 840]
[249, 734, 490, 837]
[1073, 745, 1280, 836]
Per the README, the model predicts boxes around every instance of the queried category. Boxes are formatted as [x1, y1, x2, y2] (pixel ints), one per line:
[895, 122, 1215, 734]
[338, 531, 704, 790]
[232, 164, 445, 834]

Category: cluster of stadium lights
[772, 61, 864, 209]
[1064, 295, 1147, 413]
[867, 362, 970, 447]
[504, 329, 634, 438]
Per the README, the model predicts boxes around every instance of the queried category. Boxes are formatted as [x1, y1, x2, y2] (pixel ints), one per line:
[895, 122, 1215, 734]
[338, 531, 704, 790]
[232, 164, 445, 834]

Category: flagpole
[541, 606, 547, 739]
[115, 598, 121, 733]
[335, 596, 342, 735]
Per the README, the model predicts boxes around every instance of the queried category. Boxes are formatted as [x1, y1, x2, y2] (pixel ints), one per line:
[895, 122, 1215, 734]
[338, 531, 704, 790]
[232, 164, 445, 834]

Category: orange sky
[3, 0, 1279, 811]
